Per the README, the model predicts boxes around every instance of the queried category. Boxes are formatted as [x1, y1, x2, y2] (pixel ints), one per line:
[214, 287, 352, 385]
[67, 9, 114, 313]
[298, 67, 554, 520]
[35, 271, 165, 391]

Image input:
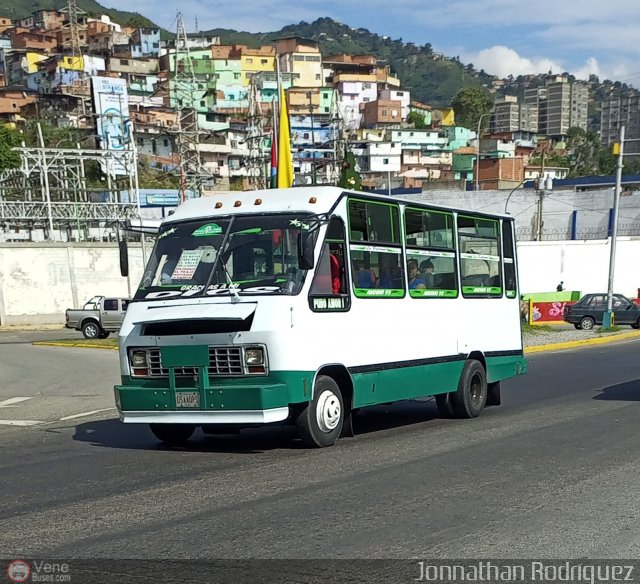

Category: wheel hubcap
[86, 325, 97, 337]
[316, 390, 341, 433]
[469, 373, 483, 408]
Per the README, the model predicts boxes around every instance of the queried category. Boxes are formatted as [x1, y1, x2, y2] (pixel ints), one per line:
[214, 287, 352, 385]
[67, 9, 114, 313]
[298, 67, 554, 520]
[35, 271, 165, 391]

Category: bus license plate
[176, 391, 200, 408]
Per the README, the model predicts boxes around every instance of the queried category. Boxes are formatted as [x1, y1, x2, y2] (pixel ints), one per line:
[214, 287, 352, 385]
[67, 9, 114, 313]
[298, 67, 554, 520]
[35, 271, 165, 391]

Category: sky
[105, 0, 640, 86]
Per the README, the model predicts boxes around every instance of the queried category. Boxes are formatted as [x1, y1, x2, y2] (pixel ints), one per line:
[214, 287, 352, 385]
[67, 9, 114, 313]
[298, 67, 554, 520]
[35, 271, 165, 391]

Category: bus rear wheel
[296, 375, 344, 448]
[149, 423, 196, 446]
[450, 360, 487, 418]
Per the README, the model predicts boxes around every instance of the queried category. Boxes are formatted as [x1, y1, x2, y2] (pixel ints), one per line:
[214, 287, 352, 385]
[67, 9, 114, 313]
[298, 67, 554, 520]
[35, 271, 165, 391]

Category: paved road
[0, 328, 118, 426]
[1, 332, 640, 560]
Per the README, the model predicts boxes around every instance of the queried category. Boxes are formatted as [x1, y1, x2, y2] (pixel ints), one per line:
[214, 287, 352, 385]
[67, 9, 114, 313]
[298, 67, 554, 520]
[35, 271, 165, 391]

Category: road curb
[524, 330, 640, 354]
[32, 341, 118, 350]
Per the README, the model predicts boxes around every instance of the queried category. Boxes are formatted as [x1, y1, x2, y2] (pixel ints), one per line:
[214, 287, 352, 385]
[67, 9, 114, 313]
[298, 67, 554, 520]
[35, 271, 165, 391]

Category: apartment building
[275, 37, 322, 88]
[0, 88, 38, 123]
[600, 95, 640, 155]
[0, 17, 12, 33]
[362, 99, 403, 128]
[524, 77, 588, 138]
[490, 95, 538, 133]
[234, 45, 275, 86]
[378, 89, 410, 120]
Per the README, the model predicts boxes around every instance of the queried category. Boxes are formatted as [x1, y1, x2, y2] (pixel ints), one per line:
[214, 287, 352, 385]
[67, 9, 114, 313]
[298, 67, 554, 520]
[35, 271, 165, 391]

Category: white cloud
[462, 46, 562, 78]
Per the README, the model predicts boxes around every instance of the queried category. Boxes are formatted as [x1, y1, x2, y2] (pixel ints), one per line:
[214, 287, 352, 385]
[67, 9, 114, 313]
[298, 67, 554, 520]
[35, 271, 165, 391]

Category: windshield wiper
[222, 261, 241, 302]
[196, 216, 236, 298]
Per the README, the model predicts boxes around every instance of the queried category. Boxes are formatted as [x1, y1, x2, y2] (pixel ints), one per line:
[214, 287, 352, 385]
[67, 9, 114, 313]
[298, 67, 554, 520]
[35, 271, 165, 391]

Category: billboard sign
[143, 192, 181, 207]
[91, 76, 130, 176]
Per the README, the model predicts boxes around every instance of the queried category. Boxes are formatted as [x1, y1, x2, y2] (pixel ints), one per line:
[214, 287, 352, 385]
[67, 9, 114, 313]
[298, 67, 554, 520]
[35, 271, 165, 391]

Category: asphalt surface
[1, 330, 640, 561]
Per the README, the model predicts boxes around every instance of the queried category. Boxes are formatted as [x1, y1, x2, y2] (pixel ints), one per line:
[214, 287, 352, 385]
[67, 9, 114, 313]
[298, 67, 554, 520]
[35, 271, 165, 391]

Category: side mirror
[297, 232, 315, 270]
[119, 239, 129, 277]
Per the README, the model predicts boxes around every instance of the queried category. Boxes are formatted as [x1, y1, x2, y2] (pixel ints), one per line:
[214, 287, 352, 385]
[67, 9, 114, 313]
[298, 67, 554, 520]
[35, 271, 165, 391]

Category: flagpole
[276, 52, 282, 165]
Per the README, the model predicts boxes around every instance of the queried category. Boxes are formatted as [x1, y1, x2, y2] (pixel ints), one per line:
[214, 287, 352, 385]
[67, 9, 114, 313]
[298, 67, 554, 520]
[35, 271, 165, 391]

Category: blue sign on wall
[143, 192, 181, 207]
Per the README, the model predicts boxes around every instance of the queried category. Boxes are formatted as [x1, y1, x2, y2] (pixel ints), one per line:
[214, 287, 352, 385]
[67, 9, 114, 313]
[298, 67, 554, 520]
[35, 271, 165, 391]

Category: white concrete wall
[1, 238, 639, 326]
[518, 237, 640, 298]
[0, 243, 145, 326]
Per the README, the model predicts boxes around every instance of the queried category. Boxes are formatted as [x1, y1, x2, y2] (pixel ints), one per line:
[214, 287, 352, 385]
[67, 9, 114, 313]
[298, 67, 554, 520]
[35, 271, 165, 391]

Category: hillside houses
[0, 8, 590, 191]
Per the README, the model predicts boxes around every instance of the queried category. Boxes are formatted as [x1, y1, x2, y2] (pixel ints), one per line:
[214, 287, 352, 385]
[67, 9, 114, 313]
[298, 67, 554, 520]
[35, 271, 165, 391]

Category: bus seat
[355, 269, 376, 289]
[463, 274, 490, 287]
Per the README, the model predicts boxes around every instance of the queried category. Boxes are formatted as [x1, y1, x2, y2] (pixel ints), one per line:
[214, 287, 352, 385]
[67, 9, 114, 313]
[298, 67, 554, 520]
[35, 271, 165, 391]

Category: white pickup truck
[65, 296, 130, 339]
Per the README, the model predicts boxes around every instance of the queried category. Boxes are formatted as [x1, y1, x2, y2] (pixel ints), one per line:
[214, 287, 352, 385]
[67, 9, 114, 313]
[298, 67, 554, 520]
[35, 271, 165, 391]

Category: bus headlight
[245, 347, 264, 365]
[244, 347, 267, 374]
[129, 349, 149, 377]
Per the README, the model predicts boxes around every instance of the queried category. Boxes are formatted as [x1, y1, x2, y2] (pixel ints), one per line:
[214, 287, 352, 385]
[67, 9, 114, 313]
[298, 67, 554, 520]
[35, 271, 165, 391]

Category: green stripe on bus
[354, 288, 405, 298]
[410, 289, 458, 298]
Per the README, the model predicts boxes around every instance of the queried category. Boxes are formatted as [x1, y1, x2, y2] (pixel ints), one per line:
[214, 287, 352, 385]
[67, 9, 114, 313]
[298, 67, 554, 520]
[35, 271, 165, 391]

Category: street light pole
[503, 179, 527, 214]
[475, 113, 488, 191]
[603, 125, 625, 330]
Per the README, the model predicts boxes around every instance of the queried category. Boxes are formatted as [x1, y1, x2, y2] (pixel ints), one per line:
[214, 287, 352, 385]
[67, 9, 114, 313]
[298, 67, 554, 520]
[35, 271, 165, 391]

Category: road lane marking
[0, 419, 44, 426]
[0, 397, 33, 408]
[59, 408, 116, 421]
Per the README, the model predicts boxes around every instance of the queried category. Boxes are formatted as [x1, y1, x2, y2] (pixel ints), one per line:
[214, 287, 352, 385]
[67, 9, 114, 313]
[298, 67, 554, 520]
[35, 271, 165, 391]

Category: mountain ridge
[3, 1, 639, 126]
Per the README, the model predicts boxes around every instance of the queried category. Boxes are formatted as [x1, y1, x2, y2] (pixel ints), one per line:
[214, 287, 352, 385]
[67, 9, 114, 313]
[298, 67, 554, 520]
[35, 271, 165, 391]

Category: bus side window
[311, 244, 346, 295]
[502, 219, 517, 298]
[310, 218, 348, 295]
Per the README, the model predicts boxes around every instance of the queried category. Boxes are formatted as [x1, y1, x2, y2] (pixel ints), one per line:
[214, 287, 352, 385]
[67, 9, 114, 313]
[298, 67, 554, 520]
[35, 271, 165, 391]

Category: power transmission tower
[172, 12, 208, 199]
[329, 89, 346, 185]
[61, 0, 86, 75]
[245, 83, 267, 190]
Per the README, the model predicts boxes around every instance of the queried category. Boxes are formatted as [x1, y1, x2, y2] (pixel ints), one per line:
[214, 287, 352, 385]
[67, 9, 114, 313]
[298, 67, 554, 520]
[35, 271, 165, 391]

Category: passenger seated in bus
[377, 255, 402, 288]
[407, 259, 426, 290]
[353, 261, 377, 288]
[419, 259, 435, 288]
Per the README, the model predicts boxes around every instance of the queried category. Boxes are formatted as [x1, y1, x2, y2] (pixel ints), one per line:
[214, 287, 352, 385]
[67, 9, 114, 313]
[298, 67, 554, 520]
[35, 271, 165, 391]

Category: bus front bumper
[118, 408, 290, 425]
[114, 378, 292, 425]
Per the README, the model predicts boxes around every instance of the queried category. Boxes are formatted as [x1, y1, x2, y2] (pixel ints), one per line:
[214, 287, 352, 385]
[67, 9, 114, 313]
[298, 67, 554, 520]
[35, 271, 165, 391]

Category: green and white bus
[115, 186, 526, 447]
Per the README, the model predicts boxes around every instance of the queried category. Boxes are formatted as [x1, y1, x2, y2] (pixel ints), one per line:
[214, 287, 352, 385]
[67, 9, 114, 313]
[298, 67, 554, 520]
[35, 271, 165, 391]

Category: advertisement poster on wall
[91, 76, 130, 176]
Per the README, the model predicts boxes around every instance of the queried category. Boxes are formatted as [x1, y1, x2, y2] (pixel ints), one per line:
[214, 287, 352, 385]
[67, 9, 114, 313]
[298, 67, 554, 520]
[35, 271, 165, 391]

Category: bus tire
[149, 423, 196, 446]
[451, 360, 487, 418]
[486, 381, 501, 407]
[296, 375, 344, 448]
[435, 393, 455, 418]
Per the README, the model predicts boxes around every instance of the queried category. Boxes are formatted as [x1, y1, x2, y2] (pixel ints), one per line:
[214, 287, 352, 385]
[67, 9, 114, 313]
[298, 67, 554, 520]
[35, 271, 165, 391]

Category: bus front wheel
[296, 375, 344, 448]
[149, 423, 196, 446]
[451, 360, 487, 418]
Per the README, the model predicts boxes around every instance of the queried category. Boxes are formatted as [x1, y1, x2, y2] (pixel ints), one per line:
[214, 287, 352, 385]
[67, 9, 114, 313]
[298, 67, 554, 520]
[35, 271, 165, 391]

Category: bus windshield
[135, 213, 316, 301]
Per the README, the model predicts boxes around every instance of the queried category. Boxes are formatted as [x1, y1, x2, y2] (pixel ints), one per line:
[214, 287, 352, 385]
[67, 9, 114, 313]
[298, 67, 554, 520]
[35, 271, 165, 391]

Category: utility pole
[245, 83, 266, 190]
[37, 123, 54, 239]
[603, 125, 625, 330]
[307, 91, 317, 185]
[475, 113, 488, 191]
[535, 150, 546, 240]
[172, 12, 207, 199]
[329, 88, 344, 185]
[61, 0, 86, 75]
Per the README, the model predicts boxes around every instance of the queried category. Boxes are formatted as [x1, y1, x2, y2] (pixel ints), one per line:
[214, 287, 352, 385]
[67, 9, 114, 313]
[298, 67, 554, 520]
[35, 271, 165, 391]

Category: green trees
[407, 111, 427, 129]
[338, 152, 362, 190]
[451, 87, 494, 130]
[0, 125, 22, 172]
[564, 127, 618, 177]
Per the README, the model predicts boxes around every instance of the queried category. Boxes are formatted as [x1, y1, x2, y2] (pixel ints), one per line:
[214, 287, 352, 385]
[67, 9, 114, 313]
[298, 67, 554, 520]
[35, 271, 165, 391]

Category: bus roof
[163, 186, 514, 226]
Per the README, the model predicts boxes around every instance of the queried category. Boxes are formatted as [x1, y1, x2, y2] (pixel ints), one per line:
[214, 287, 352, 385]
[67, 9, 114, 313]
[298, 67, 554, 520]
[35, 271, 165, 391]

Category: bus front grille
[147, 347, 244, 377]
